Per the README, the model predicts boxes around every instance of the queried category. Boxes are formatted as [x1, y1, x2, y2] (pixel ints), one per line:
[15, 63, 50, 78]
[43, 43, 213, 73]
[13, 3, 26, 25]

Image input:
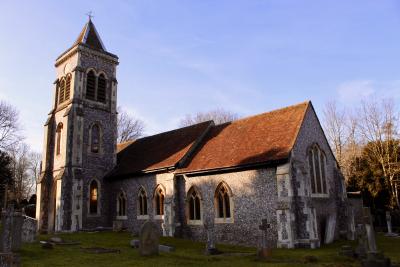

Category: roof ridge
[218, 100, 310, 126]
[134, 120, 214, 142]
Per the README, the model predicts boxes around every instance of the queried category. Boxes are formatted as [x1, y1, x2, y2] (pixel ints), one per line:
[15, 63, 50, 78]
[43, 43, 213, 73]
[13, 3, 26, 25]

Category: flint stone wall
[182, 168, 278, 247]
[108, 173, 175, 234]
[291, 105, 347, 244]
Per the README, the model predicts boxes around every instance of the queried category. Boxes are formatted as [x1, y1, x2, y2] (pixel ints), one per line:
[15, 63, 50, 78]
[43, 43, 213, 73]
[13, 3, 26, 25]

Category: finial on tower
[85, 11, 94, 21]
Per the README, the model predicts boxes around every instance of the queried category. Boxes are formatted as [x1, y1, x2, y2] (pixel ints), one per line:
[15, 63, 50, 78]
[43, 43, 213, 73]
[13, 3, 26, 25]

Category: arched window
[65, 75, 71, 101]
[86, 70, 96, 100]
[117, 191, 127, 217]
[90, 124, 100, 153]
[308, 145, 327, 194]
[97, 74, 106, 103]
[215, 182, 232, 219]
[89, 180, 99, 214]
[154, 186, 165, 216]
[138, 187, 148, 216]
[56, 123, 63, 155]
[187, 187, 201, 221]
[59, 78, 66, 104]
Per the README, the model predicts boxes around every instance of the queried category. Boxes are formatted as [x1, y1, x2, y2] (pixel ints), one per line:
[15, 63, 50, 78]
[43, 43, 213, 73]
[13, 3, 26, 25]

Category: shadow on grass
[19, 231, 400, 267]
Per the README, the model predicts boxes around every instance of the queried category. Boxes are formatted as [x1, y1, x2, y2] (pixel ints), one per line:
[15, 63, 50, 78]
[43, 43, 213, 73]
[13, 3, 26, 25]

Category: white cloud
[337, 80, 375, 103]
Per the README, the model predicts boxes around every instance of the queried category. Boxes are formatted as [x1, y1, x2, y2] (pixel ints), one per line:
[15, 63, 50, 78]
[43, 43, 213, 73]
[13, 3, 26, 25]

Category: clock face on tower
[64, 63, 72, 75]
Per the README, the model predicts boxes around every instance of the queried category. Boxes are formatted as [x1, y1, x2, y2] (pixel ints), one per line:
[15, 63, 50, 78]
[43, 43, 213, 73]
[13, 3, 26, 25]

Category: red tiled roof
[109, 121, 213, 177]
[177, 101, 309, 173]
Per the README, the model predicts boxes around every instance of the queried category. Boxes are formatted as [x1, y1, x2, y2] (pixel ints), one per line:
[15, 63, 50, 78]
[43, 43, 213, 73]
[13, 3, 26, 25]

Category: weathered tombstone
[363, 208, 377, 253]
[139, 221, 160, 256]
[11, 212, 23, 252]
[21, 216, 38, 243]
[385, 211, 398, 237]
[0, 205, 22, 266]
[257, 219, 271, 260]
[355, 224, 367, 259]
[360, 207, 391, 267]
[162, 203, 174, 237]
[0, 206, 14, 253]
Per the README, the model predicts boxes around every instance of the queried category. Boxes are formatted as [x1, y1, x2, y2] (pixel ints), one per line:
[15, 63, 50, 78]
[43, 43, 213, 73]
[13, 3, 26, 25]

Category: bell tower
[36, 19, 119, 232]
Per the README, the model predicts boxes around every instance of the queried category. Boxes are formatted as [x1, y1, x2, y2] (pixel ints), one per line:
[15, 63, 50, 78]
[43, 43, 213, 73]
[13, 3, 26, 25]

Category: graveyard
[17, 231, 400, 267]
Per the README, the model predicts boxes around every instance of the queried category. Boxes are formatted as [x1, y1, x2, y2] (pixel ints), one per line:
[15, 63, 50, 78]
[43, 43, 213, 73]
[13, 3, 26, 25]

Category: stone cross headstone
[257, 219, 271, 260]
[362, 207, 377, 253]
[139, 221, 160, 256]
[204, 216, 218, 255]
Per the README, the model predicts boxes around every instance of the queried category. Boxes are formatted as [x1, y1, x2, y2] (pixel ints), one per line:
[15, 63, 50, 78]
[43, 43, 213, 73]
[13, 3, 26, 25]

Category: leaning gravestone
[139, 221, 160, 256]
[257, 218, 272, 260]
[360, 207, 391, 267]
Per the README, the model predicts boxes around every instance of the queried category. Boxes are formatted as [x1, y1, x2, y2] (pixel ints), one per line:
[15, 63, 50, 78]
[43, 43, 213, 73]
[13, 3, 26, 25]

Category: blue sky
[0, 0, 400, 152]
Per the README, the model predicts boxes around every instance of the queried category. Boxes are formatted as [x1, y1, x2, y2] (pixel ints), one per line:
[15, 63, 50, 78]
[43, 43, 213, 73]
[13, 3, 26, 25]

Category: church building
[36, 19, 351, 248]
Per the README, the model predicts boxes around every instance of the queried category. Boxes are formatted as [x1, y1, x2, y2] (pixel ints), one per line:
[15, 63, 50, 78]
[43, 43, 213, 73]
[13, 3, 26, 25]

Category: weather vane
[86, 11, 94, 21]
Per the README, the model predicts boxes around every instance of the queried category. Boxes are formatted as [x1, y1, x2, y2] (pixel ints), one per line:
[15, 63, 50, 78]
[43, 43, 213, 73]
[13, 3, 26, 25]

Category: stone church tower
[36, 19, 119, 232]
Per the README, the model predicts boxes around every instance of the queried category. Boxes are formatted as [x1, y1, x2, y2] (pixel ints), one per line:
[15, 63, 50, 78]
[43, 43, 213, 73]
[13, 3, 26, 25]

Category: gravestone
[139, 221, 160, 256]
[204, 216, 219, 255]
[162, 203, 174, 237]
[11, 212, 23, 252]
[355, 224, 367, 258]
[257, 219, 271, 260]
[0, 205, 22, 266]
[324, 214, 336, 244]
[385, 211, 398, 237]
[21, 216, 37, 243]
[363, 208, 377, 253]
[360, 207, 391, 267]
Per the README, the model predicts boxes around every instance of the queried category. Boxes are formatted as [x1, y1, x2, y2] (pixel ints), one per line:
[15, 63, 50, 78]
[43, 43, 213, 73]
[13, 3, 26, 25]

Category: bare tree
[8, 143, 31, 202]
[358, 99, 400, 208]
[117, 107, 145, 143]
[323, 101, 347, 166]
[28, 151, 41, 185]
[179, 108, 239, 127]
[0, 101, 21, 149]
[322, 101, 362, 183]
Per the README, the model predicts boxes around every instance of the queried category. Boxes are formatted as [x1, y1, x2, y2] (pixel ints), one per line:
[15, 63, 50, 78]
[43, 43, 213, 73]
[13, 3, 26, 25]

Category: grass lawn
[20, 232, 400, 267]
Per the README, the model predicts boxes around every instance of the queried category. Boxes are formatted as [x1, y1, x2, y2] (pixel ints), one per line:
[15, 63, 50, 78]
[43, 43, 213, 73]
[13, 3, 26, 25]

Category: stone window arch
[55, 123, 63, 156]
[214, 182, 233, 222]
[187, 186, 202, 223]
[117, 191, 127, 218]
[86, 70, 96, 100]
[90, 123, 102, 153]
[138, 187, 148, 216]
[89, 179, 100, 215]
[153, 185, 165, 216]
[97, 73, 107, 103]
[308, 144, 328, 195]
